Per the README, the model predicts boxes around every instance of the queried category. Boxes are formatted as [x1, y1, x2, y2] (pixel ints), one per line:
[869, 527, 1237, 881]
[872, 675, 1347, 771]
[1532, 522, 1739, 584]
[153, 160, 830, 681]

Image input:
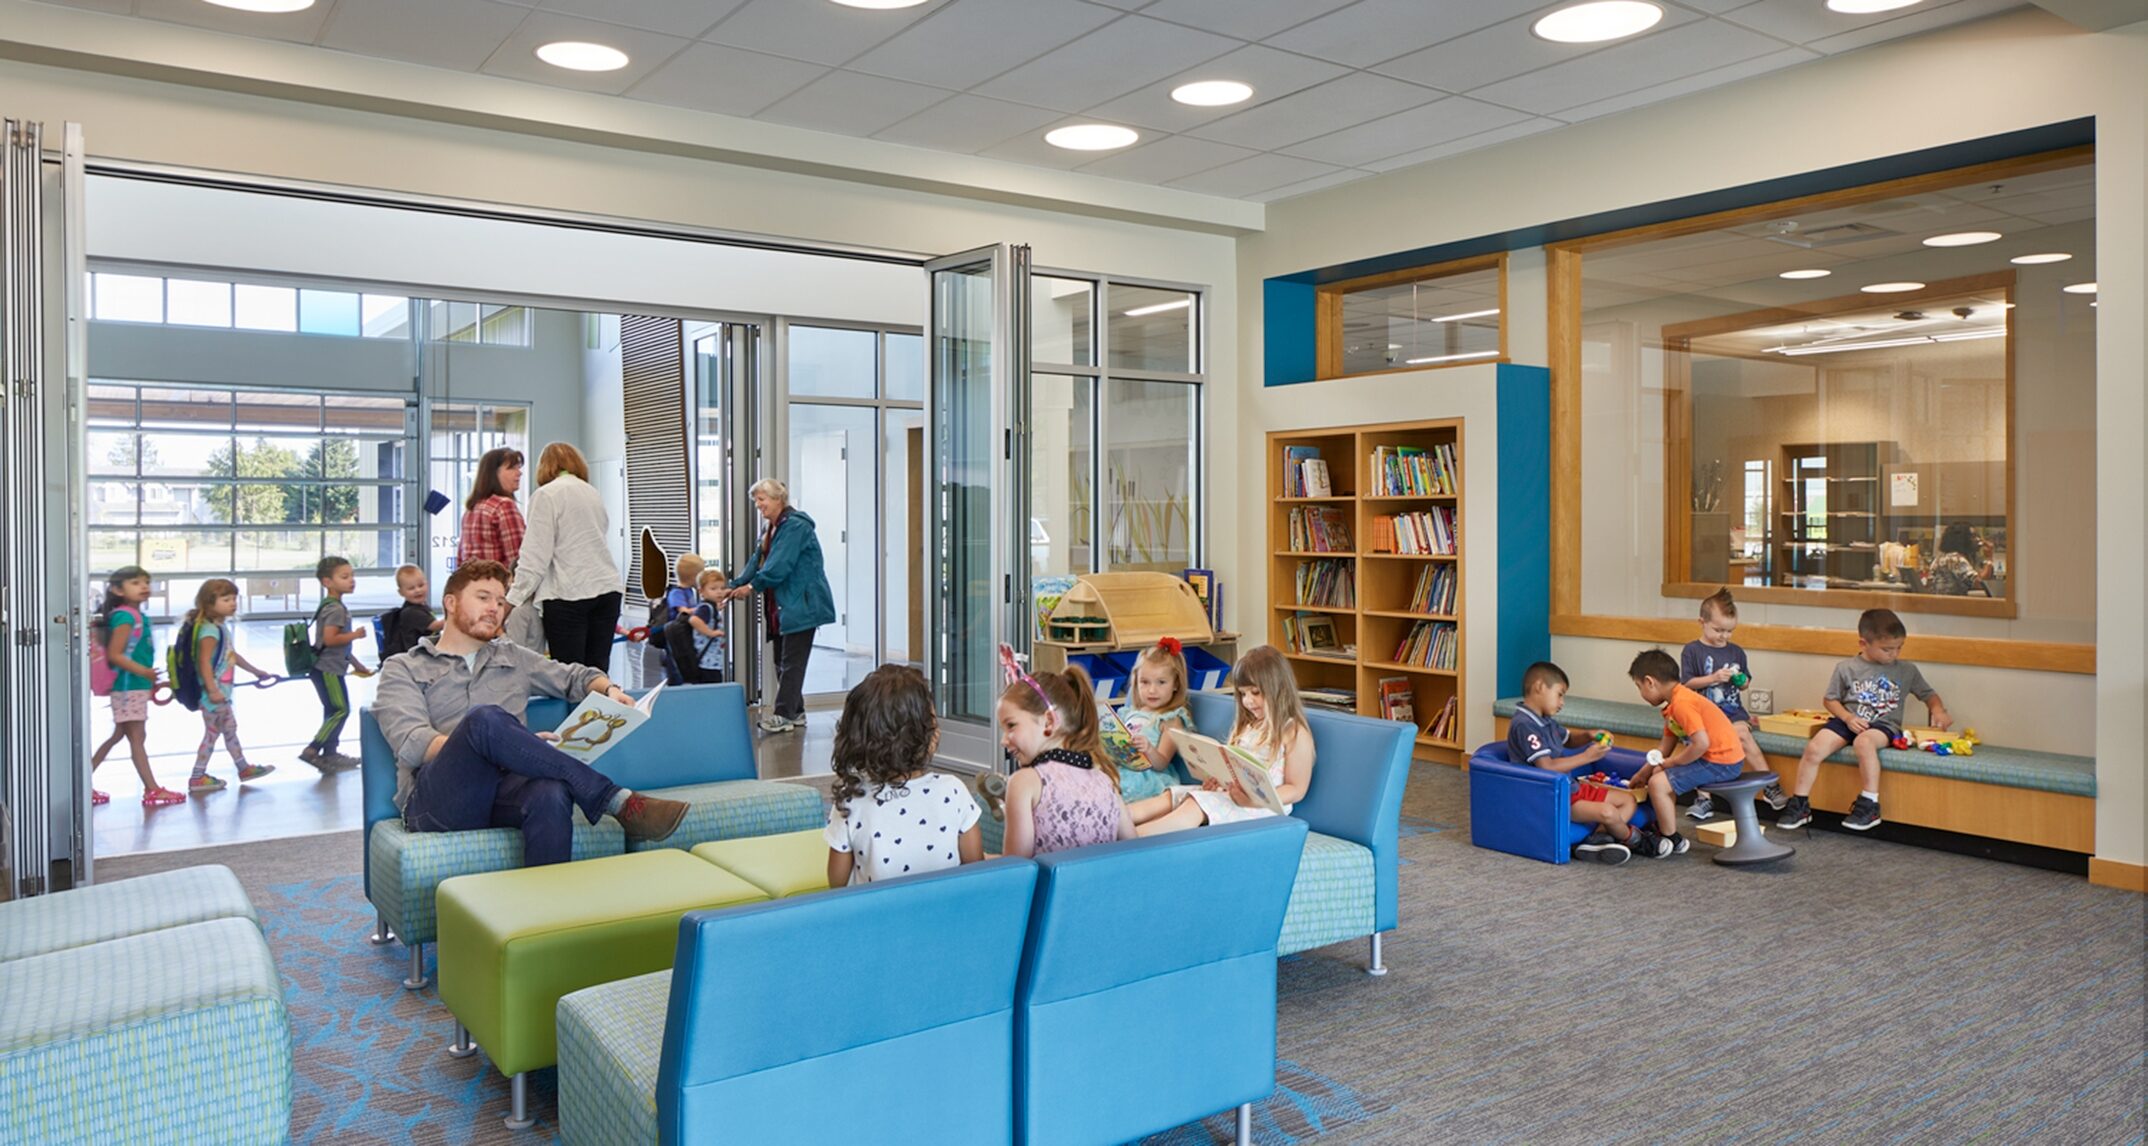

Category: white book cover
[551, 682, 665, 763]
[1173, 729, 1287, 815]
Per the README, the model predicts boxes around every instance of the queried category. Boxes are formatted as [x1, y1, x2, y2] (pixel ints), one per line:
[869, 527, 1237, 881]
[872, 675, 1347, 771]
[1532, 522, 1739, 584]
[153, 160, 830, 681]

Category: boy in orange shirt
[1624, 648, 1744, 858]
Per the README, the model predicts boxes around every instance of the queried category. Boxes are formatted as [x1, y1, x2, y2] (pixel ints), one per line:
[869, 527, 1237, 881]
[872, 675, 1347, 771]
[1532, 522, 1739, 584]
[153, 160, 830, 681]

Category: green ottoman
[435, 850, 769, 1129]
[0, 864, 256, 963]
[690, 829, 833, 900]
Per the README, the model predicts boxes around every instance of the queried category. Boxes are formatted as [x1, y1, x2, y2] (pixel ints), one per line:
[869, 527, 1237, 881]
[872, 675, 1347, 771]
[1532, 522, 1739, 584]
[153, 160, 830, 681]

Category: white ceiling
[29, 0, 2032, 202]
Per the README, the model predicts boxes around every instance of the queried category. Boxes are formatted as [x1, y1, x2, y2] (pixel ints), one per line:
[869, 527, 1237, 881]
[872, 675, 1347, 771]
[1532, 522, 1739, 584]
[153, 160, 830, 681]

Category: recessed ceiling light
[203, 0, 316, 10]
[1827, 0, 1922, 13]
[1172, 80, 1254, 107]
[535, 41, 630, 71]
[1922, 231, 2002, 247]
[1780, 269, 1832, 280]
[2062, 282, 2098, 294]
[1532, 1, 1663, 44]
[2011, 252, 2072, 264]
[1405, 350, 1501, 366]
[830, 0, 932, 7]
[1861, 282, 1926, 293]
[1045, 124, 1139, 151]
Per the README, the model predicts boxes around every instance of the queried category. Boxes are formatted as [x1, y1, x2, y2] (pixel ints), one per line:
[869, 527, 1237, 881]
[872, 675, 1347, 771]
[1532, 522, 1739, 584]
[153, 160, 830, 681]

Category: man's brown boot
[615, 793, 689, 843]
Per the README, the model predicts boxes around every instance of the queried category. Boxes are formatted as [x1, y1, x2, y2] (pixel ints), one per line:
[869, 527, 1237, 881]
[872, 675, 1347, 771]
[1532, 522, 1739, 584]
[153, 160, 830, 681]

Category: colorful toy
[1891, 736, 1912, 750]
[1645, 749, 1664, 767]
[1593, 731, 1613, 747]
[1730, 671, 1749, 689]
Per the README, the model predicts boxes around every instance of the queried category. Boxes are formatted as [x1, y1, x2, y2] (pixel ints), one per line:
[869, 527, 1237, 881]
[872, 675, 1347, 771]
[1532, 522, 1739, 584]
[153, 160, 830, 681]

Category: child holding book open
[1129, 645, 1313, 837]
[1115, 637, 1196, 801]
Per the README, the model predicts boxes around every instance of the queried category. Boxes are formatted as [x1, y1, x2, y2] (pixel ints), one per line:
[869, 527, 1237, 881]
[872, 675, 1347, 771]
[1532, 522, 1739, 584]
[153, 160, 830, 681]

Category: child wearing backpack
[88, 566, 181, 806]
[300, 556, 371, 773]
[181, 579, 277, 795]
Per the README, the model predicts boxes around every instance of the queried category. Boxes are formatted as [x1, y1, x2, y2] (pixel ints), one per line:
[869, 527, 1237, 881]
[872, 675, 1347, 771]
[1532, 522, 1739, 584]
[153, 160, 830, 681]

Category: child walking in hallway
[89, 565, 183, 806]
[184, 579, 278, 795]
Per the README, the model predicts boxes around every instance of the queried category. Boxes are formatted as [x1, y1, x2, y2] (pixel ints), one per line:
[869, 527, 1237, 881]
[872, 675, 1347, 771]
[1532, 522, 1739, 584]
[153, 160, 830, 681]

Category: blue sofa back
[1015, 816, 1307, 1145]
[657, 857, 1040, 1145]
[1185, 691, 1411, 932]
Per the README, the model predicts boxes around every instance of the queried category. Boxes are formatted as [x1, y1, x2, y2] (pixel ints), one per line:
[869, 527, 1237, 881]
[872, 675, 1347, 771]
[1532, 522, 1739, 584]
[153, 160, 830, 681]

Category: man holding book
[372, 558, 688, 867]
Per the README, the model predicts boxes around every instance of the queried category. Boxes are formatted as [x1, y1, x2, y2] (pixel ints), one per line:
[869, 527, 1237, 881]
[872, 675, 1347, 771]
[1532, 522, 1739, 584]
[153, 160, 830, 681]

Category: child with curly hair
[825, 664, 982, 886]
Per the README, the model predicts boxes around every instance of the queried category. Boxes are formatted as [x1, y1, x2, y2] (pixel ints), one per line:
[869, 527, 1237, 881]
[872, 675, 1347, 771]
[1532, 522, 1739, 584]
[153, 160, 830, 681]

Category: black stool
[1697, 772, 1795, 866]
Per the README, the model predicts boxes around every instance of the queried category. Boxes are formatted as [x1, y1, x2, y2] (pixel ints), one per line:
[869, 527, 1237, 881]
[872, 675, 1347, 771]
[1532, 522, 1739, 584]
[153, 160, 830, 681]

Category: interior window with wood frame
[1563, 148, 2095, 632]
[1319, 254, 1506, 378]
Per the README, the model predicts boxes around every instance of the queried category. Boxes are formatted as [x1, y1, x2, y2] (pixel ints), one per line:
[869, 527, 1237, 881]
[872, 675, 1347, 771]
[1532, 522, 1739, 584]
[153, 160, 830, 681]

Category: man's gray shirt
[371, 635, 604, 811]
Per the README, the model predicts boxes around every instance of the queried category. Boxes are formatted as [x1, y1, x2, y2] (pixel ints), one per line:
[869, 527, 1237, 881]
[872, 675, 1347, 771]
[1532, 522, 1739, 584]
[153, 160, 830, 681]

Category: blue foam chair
[1467, 742, 1655, 864]
[1015, 817, 1309, 1146]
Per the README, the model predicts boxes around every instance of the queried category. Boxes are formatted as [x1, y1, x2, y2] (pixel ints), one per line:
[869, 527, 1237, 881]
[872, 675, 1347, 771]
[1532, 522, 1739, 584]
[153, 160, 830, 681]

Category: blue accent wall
[1263, 277, 1317, 387]
[1496, 363, 1551, 701]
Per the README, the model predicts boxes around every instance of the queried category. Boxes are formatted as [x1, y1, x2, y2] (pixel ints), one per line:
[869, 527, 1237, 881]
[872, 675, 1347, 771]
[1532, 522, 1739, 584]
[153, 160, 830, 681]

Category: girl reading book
[1117, 638, 1195, 801]
[997, 664, 1135, 858]
[1129, 645, 1314, 836]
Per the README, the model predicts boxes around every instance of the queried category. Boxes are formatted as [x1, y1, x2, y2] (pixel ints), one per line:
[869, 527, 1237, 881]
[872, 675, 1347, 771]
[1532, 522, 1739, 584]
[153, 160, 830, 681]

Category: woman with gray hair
[728, 478, 835, 732]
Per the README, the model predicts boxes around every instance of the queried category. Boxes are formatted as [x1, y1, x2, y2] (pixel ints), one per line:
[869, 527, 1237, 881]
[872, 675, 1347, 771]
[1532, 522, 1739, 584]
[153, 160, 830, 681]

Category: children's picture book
[1096, 701, 1148, 773]
[1174, 729, 1288, 815]
[550, 682, 665, 763]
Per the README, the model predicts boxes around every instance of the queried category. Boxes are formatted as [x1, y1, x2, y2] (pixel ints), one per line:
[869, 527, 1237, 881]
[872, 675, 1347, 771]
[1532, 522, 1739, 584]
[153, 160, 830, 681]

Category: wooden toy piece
[1757, 709, 1829, 738]
[1692, 820, 1738, 848]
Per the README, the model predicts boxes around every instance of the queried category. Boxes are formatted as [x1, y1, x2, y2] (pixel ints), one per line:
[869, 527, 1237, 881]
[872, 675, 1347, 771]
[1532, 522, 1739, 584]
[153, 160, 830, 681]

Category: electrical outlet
[1746, 688, 1774, 715]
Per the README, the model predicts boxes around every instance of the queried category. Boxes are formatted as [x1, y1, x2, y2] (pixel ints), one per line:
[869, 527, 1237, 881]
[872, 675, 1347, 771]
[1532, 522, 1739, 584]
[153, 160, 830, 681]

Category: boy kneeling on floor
[1625, 649, 1747, 858]
[1508, 661, 1644, 866]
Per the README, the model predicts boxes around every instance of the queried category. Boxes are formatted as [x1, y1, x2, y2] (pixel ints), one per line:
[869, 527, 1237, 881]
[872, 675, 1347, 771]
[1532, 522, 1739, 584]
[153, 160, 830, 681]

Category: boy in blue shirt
[683, 568, 729, 684]
[1679, 588, 1788, 820]
[1506, 661, 1645, 865]
[655, 553, 703, 686]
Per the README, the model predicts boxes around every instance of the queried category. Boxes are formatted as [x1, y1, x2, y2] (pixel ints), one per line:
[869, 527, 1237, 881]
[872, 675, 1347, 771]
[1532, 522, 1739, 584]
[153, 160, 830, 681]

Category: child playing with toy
[301, 556, 372, 773]
[680, 567, 729, 684]
[1625, 649, 1746, 857]
[379, 564, 444, 660]
[997, 663, 1136, 857]
[1679, 587, 1789, 821]
[184, 579, 278, 795]
[1117, 637, 1196, 801]
[88, 565, 182, 807]
[1507, 660, 1642, 865]
[826, 664, 983, 886]
[1128, 645, 1312, 837]
[1776, 608, 1950, 833]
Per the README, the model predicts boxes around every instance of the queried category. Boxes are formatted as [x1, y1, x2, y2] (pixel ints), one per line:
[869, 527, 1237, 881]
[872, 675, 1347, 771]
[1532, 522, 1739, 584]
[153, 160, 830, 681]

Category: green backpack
[282, 601, 327, 677]
[166, 618, 222, 713]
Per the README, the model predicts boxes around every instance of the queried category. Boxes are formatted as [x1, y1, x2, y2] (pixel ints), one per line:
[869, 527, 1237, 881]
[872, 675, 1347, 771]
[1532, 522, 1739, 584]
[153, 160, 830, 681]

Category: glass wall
[1322, 256, 1505, 377]
[426, 400, 531, 594]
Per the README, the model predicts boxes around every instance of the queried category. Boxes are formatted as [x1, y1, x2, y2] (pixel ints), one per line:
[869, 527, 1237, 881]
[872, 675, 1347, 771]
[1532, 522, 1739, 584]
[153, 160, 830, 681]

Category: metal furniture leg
[448, 1021, 476, 1058]
[368, 914, 394, 945]
[505, 1071, 534, 1130]
[1366, 932, 1388, 977]
[1235, 1102, 1252, 1145]
[403, 942, 428, 990]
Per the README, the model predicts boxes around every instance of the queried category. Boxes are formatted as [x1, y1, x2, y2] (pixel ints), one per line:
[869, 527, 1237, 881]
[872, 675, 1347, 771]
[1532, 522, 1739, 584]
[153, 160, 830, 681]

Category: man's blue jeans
[403, 705, 622, 867]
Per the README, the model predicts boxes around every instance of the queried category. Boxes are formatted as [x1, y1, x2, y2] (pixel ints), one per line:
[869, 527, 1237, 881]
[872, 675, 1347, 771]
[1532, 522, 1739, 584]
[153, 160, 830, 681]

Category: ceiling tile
[28, 0, 134, 13]
[1469, 18, 1783, 116]
[1166, 151, 1345, 196]
[479, 11, 692, 94]
[1279, 96, 1533, 167]
[1803, 0, 2024, 55]
[1185, 71, 1439, 150]
[1079, 43, 1348, 134]
[1677, 0, 1762, 12]
[1086, 0, 1152, 8]
[1361, 116, 1559, 172]
[1372, 5, 1702, 94]
[702, 0, 939, 67]
[1137, 0, 1356, 42]
[1555, 45, 1814, 122]
[1262, 0, 1547, 68]
[872, 94, 1065, 153]
[1076, 133, 1257, 182]
[623, 41, 827, 117]
[536, 0, 746, 39]
[1253, 167, 1375, 202]
[755, 69, 954, 136]
[972, 15, 1240, 113]
[318, 0, 528, 72]
[132, 0, 335, 43]
[1712, 0, 1910, 44]
[846, 0, 1117, 91]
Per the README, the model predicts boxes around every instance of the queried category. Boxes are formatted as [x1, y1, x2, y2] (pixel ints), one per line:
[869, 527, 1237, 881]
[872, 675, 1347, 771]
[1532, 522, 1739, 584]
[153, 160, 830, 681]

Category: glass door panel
[690, 322, 752, 685]
[885, 406, 925, 668]
[788, 403, 877, 694]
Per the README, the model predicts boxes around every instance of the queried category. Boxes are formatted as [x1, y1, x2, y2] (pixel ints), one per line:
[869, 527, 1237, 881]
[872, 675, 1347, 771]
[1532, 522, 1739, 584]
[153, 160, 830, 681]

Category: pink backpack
[88, 606, 135, 697]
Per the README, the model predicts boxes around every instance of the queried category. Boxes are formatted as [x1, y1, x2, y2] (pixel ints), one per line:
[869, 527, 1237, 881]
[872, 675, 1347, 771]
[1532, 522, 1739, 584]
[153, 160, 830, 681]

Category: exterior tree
[204, 437, 299, 524]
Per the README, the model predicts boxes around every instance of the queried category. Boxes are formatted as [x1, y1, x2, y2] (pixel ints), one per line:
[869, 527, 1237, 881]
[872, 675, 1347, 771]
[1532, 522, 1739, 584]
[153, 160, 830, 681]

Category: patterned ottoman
[690, 829, 832, 899]
[557, 969, 672, 1146]
[1278, 831, 1375, 957]
[0, 864, 256, 963]
[628, 779, 825, 853]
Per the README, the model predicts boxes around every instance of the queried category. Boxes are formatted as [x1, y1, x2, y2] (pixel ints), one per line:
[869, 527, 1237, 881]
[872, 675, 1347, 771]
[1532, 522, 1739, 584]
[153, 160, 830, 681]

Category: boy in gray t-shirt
[302, 556, 373, 773]
[1778, 608, 1952, 834]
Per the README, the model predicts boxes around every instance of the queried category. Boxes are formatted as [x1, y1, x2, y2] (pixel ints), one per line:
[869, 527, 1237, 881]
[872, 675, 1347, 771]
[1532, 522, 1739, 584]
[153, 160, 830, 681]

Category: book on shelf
[1292, 558, 1356, 608]
[1287, 506, 1353, 553]
[1391, 620, 1458, 670]
[1376, 676, 1415, 724]
[1175, 730, 1288, 816]
[1301, 687, 1358, 711]
[1281, 611, 1355, 659]
[1424, 695, 1460, 741]
[1369, 443, 1459, 497]
[1183, 568, 1216, 631]
[1408, 564, 1458, 615]
[1302, 459, 1332, 497]
[1281, 446, 1332, 498]
[1371, 508, 1458, 556]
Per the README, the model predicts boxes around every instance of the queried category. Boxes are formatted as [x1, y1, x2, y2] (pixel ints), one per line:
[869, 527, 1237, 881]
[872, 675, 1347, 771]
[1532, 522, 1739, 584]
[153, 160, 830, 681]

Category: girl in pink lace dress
[997, 664, 1136, 858]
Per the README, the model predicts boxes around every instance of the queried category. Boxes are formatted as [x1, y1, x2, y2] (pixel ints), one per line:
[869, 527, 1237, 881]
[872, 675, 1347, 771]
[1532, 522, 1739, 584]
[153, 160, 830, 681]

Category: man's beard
[459, 612, 500, 640]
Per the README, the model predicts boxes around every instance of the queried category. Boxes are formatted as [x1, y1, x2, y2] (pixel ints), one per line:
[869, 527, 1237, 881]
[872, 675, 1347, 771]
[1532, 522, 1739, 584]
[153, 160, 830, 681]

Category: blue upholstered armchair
[1467, 743, 1655, 864]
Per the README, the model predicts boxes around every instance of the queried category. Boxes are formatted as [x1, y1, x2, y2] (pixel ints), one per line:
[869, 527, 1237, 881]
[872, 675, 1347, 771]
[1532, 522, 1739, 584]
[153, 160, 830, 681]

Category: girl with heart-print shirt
[825, 664, 983, 887]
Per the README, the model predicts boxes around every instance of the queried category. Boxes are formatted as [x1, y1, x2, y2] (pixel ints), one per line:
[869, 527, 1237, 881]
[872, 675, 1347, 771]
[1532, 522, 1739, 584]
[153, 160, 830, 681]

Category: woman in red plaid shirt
[459, 448, 527, 568]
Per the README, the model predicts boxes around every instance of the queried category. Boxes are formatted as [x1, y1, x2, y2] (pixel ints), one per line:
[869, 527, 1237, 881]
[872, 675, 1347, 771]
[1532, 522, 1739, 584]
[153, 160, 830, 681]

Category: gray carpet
[89, 766, 2146, 1144]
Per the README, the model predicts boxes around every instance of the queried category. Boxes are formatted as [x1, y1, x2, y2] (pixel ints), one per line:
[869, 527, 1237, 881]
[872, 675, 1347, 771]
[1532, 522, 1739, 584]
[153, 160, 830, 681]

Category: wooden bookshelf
[1270, 419, 1465, 765]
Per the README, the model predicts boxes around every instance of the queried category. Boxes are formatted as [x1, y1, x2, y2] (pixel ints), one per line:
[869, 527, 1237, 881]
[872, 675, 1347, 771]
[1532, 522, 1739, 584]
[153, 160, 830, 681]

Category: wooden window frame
[1316, 252, 1508, 381]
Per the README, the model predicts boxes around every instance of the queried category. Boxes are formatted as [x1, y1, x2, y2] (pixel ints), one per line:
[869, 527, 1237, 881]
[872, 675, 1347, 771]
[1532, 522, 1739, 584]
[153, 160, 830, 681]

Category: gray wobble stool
[1698, 771, 1795, 866]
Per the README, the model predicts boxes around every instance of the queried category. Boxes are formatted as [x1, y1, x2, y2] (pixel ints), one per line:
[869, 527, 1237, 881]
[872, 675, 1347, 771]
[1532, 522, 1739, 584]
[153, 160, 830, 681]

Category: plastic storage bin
[1067, 653, 1129, 702]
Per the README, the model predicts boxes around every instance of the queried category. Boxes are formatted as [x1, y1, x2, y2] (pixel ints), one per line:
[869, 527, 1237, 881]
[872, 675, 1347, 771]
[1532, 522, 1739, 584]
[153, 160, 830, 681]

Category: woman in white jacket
[502, 442, 623, 670]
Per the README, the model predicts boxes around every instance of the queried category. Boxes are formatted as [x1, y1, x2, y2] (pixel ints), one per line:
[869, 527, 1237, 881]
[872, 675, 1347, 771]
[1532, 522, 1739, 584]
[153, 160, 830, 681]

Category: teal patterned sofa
[0, 865, 291, 1144]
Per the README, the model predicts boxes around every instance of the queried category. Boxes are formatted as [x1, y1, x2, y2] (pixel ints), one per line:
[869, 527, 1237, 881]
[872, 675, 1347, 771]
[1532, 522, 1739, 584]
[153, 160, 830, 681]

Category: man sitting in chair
[372, 559, 688, 866]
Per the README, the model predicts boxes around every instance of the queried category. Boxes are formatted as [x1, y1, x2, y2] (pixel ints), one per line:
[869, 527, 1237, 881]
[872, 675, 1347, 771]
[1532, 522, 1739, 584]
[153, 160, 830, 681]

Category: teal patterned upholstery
[1278, 832, 1375, 957]
[367, 816, 626, 946]
[0, 917, 291, 1144]
[629, 779, 826, 853]
[0, 864, 256, 963]
[556, 970, 670, 1146]
[1492, 696, 2096, 798]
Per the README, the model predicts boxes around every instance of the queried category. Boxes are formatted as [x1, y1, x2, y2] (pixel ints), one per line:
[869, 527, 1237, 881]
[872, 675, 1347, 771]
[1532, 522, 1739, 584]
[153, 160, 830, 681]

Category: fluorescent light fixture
[1404, 350, 1500, 365]
[1122, 298, 1191, 318]
[831, 0, 931, 6]
[1860, 281, 1925, 293]
[203, 0, 315, 10]
[536, 41, 629, 71]
[1827, 0, 1921, 12]
[2010, 252, 2072, 264]
[1766, 329, 2003, 356]
[1428, 307, 1500, 323]
[2062, 282, 2098, 294]
[1172, 80, 1253, 107]
[1532, 1, 1662, 43]
[1045, 124, 1139, 151]
[1929, 328, 2006, 343]
[1779, 269, 1832, 280]
[1922, 231, 2002, 247]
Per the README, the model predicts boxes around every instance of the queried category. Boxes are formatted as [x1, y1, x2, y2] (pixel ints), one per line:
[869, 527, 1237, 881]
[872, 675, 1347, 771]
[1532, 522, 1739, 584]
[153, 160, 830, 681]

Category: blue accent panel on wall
[1263, 277, 1318, 387]
[1496, 363, 1551, 701]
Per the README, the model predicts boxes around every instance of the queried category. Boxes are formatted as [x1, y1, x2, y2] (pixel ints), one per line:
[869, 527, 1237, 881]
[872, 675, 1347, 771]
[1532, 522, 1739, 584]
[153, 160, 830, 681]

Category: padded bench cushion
[1278, 831, 1374, 957]
[691, 829, 830, 899]
[631, 779, 826, 853]
[1493, 696, 2095, 798]
[557, 970, 670, 1146]
[367, 814, 626, 947]
[0, 864, 256, 963]
[0, 917, 292, 1145]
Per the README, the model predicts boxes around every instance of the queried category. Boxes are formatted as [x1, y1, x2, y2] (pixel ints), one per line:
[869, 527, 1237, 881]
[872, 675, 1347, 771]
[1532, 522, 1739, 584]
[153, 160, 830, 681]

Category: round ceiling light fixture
[1827, 0, 1922, 13]
[1045, 124, 1140, 151]
[1922, 231, 2002, 247]
[2062, 282, 2098, 294]
[1532, 1, 1663, 44]
[1861, 282, 1926, 293]
[203, 0, 316, 10]
[2010, 252, 2072, 264]
[1172, 80, 1254, 107]
[1779, 269, 1832, 280]
[829, 0, 932, 8]
[535, 41, 630, 71]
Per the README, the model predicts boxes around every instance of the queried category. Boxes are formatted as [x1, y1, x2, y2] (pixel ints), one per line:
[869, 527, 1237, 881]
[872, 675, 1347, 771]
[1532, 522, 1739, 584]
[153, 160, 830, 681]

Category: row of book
[1286, 506, 1353, 553]
[1423, 695, 1460, 742]
[1279, 611, 1353, 659]
[1371, 508, 1458, 556]
[1302, 687, 1357, 712]
[1392, 620, 1458, 670]
[1281, 446, 1334, 498]
[1409, 564, 1458, 615]
[1369, 443, 1458, 497]
[1293, 559, 1355, 608]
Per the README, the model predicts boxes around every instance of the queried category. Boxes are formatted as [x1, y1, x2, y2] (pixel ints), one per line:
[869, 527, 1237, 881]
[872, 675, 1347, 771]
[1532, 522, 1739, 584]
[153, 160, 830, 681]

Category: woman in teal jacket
[729, 478, 837, 733]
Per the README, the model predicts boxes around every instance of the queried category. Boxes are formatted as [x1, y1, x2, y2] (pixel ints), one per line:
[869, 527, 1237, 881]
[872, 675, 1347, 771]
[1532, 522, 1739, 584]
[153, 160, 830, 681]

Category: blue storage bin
[1185, 646, 1231, 691]
[1066, 653, 1129, 702]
